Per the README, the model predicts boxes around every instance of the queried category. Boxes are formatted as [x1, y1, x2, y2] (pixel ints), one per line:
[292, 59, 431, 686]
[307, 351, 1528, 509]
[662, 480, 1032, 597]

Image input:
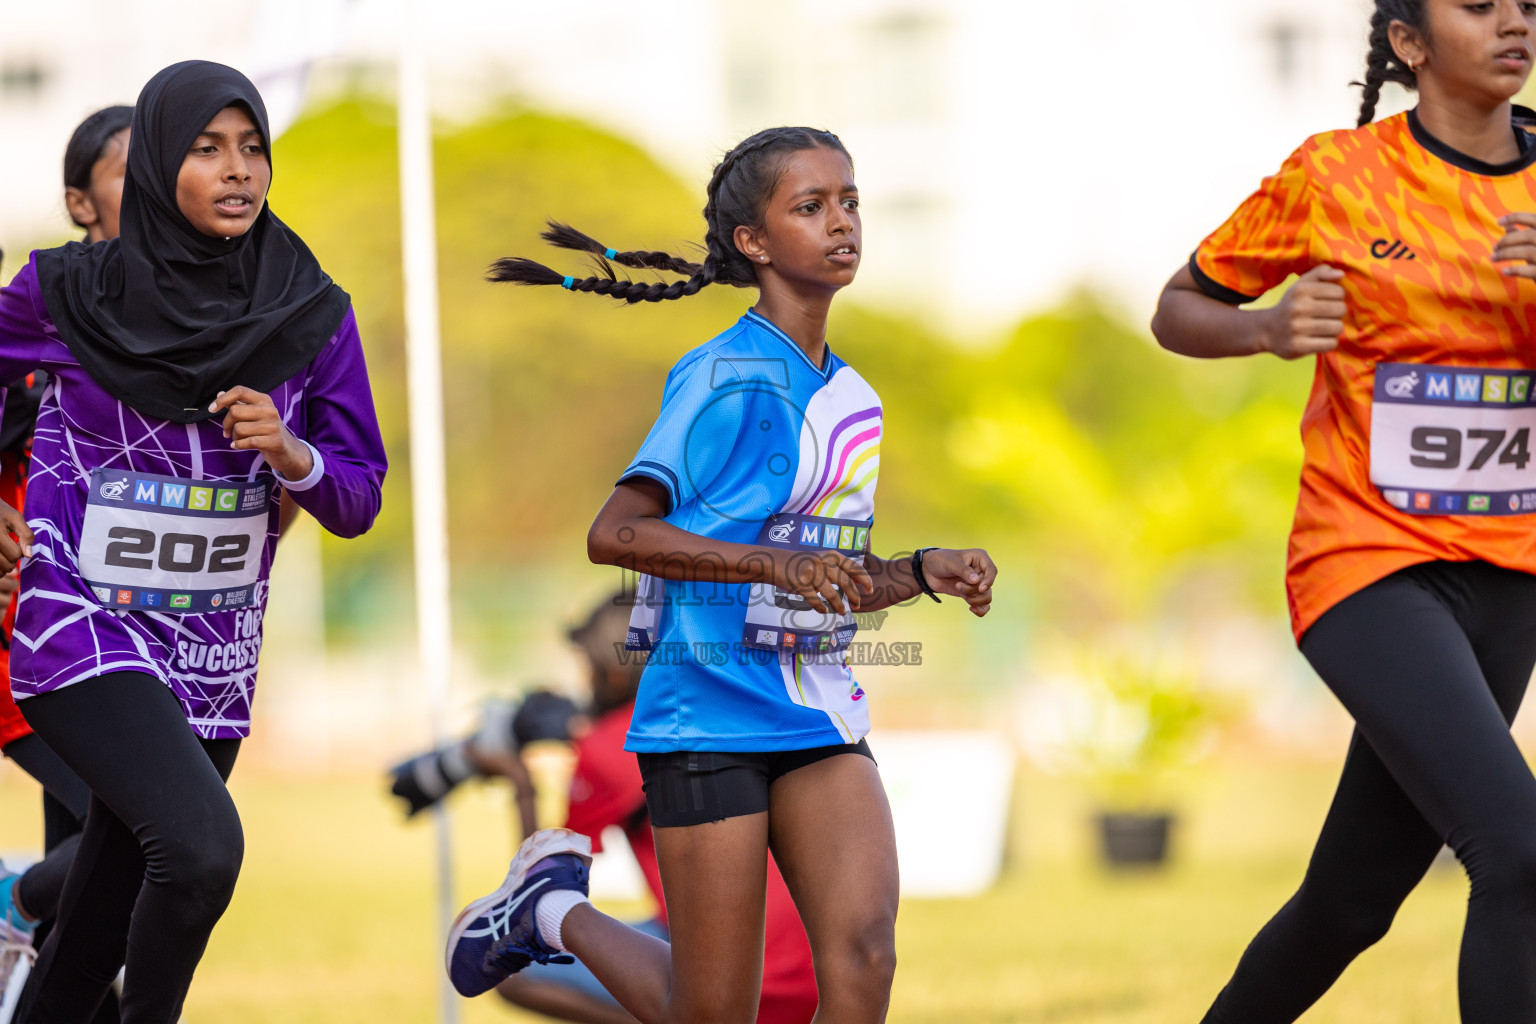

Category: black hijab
[34, 61, 350, 424]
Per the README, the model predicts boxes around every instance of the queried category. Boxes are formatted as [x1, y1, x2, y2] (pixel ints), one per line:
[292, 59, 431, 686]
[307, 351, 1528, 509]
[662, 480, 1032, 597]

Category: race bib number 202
[78, 469, 272, 614]
[1371, 363, 1536, 516]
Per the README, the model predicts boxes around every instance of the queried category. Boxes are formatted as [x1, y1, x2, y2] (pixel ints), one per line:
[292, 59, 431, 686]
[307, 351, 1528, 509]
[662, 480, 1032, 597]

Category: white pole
[396, 7, 460, 1024]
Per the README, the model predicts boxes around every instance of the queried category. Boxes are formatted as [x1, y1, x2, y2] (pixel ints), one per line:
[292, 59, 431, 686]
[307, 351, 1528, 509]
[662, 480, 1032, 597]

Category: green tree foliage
[269, 99, 1314, 651]
[271, 100, 749, 642]
[948, 298, 1314, 623]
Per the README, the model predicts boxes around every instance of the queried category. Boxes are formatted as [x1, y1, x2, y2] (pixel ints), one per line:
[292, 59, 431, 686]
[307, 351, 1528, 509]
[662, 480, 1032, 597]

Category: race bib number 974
[1371, 363, 1536, 516]
[78, 469, 272, 613]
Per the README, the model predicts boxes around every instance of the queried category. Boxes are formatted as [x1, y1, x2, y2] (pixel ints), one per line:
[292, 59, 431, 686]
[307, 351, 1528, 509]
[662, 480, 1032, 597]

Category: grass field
[0, 756, 1468, 1023]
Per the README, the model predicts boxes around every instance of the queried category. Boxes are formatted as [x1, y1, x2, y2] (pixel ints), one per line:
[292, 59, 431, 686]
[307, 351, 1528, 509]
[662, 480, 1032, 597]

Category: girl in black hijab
[36, 63, 351, 422]
[1, 62, 386, 1022]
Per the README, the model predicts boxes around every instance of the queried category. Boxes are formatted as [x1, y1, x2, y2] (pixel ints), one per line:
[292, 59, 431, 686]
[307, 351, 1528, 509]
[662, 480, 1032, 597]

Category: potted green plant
[1019, 654, 1231, 869]
[1085, 660, 1230, 868]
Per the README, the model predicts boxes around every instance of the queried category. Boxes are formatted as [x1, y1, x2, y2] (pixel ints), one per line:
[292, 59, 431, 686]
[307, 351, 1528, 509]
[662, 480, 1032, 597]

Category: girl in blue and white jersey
[447, 128, 997, 1024]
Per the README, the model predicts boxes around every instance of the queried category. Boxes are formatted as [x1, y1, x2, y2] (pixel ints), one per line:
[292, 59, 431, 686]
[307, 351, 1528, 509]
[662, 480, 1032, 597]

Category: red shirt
[564, 702, 818, 1024]
[565, 702, 668, 922]
[0, 449, 29, 749]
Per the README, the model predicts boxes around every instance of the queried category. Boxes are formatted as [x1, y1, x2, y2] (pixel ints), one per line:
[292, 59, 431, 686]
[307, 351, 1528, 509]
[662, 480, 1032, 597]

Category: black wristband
[911, 547, 942, 603]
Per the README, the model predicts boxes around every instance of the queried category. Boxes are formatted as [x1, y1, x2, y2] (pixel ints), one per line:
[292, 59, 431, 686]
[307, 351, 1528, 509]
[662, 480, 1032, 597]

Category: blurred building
[0, 0, 343, 262]
[2, 0, 1382, 331]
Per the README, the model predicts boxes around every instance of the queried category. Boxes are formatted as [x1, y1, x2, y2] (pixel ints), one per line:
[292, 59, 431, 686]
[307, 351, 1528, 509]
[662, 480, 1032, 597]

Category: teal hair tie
[561, 276, 575, 290]
[603, 248, 618, 260]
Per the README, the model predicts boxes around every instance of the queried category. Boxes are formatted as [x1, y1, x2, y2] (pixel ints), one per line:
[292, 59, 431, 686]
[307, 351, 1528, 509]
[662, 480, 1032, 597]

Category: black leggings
[3, 733, 90, 921]
[3, 735, 120, 1023]
[1202, 560, 1536, 1024]
[14, 673, 242, 1024]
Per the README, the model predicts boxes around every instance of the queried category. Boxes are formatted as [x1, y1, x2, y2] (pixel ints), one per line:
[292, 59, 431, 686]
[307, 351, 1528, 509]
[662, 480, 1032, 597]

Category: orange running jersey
[1193, 109, 1536, 640]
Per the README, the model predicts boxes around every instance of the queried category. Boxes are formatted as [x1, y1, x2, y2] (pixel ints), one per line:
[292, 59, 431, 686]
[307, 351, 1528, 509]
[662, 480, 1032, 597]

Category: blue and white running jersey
[620, 309, 882, 753]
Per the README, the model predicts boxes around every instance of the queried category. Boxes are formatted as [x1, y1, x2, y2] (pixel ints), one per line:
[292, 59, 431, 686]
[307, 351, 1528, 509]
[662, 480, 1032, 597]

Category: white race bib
[1370, 363, 1536, 515]
[622, 514, 872, 655]
[625, 573, 661, 651]
[741, 512, 868, 653]
[78, 469, 272, 613]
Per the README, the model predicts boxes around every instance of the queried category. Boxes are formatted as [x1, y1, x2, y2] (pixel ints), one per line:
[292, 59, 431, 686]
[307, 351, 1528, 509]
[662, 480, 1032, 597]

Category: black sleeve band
[1188, 252, 1259, 306]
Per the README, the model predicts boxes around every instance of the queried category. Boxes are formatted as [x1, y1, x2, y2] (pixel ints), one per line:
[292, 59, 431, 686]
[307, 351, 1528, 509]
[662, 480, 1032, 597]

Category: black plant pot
[1097, 811, 1175, 868]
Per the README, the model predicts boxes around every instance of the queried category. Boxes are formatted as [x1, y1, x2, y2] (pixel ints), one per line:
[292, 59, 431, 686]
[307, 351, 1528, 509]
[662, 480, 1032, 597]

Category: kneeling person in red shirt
[389, 594, 817, 1024]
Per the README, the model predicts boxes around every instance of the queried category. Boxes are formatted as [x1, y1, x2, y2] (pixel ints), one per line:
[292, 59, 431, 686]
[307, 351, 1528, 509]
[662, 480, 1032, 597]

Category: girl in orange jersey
[1153, 1, 1536, 1021]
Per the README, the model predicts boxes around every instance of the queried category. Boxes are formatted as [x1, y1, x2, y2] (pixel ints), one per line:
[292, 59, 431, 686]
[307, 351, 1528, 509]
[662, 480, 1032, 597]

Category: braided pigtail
[486, 127, 851, 304]
[566, 268, 715, 304]
[486, 252, 716, 304]
[1354, 0, 1426, 127]
[539, 221, 703, 275]
[485, 257, 569, 287]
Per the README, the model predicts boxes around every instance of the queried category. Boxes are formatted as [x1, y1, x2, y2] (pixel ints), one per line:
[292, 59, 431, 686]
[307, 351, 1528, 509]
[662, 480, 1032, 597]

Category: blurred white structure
[879, 730, 1015, 896]
[2, 0, 1381, 330]
[584, 731, 1016, 900]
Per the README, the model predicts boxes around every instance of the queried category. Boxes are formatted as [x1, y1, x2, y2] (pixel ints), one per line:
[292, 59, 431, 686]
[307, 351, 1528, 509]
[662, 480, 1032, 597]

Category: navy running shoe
[446, 828, 592, 997]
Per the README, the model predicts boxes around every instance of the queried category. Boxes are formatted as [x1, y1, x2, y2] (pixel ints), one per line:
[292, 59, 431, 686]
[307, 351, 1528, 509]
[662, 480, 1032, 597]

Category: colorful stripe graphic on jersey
[619, 310, 882, 752]
[1192, 110, 1536, 638]
[794, 406, 881, 516]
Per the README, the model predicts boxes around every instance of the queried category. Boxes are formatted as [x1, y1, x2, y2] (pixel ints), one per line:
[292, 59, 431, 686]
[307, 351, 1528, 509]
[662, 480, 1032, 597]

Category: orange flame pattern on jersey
[1195, 112, 1536, 640]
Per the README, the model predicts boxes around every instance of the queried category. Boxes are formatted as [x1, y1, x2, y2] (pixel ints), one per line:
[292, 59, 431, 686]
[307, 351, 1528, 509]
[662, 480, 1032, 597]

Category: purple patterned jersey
[0, 255, 387, 738]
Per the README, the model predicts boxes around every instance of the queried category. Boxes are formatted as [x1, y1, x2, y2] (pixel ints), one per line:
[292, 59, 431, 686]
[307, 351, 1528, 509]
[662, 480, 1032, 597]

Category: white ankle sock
[535, 889, 590, 952]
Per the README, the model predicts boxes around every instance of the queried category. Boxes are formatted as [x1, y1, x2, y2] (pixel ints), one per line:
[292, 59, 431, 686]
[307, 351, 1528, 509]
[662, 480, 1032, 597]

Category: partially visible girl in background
[0, 105, 133, 1024]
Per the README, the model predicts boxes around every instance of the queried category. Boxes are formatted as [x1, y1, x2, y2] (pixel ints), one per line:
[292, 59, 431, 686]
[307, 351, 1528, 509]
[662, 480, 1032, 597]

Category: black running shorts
[638, 739, 875, 827]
